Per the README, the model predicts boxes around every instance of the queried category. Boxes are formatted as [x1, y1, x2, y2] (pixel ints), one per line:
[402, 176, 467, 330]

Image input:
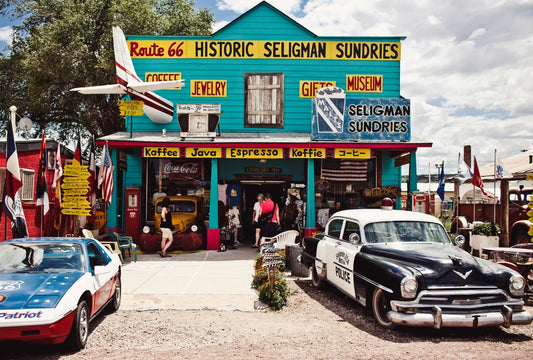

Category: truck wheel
[66, 299, 89, 350]
[371, 287, 396, 329]
[511, 227, 531, 246]
[311, 265, 323, 288]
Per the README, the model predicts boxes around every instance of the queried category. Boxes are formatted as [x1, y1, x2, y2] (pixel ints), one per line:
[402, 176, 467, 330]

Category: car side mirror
[349, 233, 361, 245]
[454, 235, 466, 248]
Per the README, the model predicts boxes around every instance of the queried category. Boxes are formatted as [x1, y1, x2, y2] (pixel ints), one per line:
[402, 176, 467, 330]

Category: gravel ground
[3, 278, 532, 360]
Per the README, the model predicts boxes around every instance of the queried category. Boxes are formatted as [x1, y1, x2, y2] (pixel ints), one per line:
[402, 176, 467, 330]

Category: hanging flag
[320, 158, 367, 182]
[456, 153, 473, 185]
[52, 143, 63, 203]
[98, 143, 114, 205]
[89, 136, 97, 209]
[473, 157, 495, 199]
[494, 151, 511, 179]
[35, 130, 50, 215]
[74, 132, 82, 163]
[436, 162, 445, 201]
[1, 116, 28, 238]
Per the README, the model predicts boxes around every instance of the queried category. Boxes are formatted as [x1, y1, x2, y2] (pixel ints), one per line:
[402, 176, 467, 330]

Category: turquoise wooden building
[98, 1, 430, 250]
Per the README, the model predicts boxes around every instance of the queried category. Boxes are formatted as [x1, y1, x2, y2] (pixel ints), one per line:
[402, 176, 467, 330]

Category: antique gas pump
[125, 187, 140, 241]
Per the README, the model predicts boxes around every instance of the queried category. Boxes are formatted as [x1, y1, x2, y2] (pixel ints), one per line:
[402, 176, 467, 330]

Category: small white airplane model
[71, 26, 183, 124]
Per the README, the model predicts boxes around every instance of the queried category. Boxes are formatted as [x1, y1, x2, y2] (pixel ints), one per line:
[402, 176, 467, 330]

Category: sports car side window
[87, 242, 109, 269]
[327, 219, 344, 239]
[342, 221, 360, 241]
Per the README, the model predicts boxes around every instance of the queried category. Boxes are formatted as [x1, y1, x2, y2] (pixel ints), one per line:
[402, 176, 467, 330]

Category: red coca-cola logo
[163, 161, 200, 178]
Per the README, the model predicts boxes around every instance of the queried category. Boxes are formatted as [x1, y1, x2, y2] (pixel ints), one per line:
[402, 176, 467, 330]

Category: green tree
[0, 0, 214, 143]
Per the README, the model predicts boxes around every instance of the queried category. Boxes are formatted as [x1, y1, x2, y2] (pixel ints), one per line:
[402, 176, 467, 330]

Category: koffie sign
[312, 87, 410, 141]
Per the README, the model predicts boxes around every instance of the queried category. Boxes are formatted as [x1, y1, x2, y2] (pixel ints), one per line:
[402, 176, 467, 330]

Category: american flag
[321, 158, 368, 182]
[98, 144, 114, 205]
[1, 116, 28, 238]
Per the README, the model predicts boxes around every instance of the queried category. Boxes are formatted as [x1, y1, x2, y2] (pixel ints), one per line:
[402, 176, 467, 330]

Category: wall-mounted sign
[61, 163, 91, 216]
[186, 147, 222, 158]
[312, 87, 410, 141]
[346, 75, 382, 93]
[162, 159, 201, 179]
[177, 104, 221, 113]
[335, 148, 371, 159]
[245, 167, 282, 173]
[145, 72, 182, 89]
[289, 148, 326, 158]
[143, 147, 180, 158]
[128, 40, 401, 61]
[299, 81, 336, 98]
[191, 80, 227, 97]
[226, 148, 283, 159]
[119, 100, 144, 116]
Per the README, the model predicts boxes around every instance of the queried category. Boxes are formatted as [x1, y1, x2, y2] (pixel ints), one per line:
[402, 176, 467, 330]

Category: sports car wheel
[311, 265, 323, 288]
[371, 287, 396, 329]
[108, 275, 121, 313]
[67, 299, 89, 350]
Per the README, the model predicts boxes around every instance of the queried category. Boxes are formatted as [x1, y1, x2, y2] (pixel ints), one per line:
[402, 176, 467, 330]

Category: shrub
[472, 222, 500, 236]
[257, 270, 289, 310]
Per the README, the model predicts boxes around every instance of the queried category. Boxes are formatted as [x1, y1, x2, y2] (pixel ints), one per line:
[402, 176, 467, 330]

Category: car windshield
[364, 221, 450, 244]
[156, 200, 196, 213]
[0, 243, 85, 273]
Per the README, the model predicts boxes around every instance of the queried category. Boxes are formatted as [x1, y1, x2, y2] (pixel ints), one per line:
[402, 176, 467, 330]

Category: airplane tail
[113, 26, 141, 86]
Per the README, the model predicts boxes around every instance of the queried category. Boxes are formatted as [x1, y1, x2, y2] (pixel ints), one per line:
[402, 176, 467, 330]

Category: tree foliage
[0, 0, 214, 143]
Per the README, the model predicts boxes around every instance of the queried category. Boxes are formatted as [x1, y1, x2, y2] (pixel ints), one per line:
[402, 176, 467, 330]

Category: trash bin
[289, 244, 310, 277]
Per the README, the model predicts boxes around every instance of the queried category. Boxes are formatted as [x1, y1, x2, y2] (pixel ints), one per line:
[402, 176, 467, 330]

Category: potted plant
[470, 222, 500, 256]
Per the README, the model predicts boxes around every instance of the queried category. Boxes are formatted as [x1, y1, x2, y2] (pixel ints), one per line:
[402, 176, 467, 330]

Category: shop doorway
[240, 181, 286, 244]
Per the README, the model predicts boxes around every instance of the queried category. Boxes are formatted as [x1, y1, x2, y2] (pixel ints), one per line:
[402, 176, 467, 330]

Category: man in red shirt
[259, 193, 279, 238]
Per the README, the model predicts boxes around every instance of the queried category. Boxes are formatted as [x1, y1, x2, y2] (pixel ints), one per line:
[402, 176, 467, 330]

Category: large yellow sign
[191, 80, 227, 97]
[61, 163, 91, 216]
[289, 148, 326, 158]
[186, 147, 222, 158]
[128, 40, 401, 61]
[226, 148, 283, 159]
[299, 81, 336, 98]
[346, 75, 383, 93]
[335, 148, 371, 159]
[143, 147, 180, 158]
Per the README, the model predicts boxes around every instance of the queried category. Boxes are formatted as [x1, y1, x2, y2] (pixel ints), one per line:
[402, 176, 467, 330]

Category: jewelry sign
[312, 87, 410, 141]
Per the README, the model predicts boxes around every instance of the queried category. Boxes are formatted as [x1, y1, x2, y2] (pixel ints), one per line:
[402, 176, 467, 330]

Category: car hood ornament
[453, 269, 473, 280]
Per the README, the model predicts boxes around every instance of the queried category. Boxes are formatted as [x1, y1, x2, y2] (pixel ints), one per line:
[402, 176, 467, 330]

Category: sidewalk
[120, 246, 260, 311]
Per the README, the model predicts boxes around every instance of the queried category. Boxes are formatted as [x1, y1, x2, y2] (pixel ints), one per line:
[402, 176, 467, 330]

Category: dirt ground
[4, 278, 532, 360]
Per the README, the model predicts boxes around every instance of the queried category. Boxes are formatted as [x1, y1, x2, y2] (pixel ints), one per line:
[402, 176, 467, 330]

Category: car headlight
[509, 275, 525, 296]
[191, 225, 198, 232]
[400, 276, 418, 299]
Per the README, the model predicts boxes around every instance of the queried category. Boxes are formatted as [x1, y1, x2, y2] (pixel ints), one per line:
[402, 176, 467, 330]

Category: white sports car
[0, 237, 121, 350]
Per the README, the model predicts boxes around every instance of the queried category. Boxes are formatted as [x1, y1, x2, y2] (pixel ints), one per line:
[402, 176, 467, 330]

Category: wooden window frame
[244, 73, 284, 128]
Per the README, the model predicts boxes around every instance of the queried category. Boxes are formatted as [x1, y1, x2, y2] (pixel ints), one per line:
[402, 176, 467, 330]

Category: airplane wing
[70, 84, 126, 95]
[128, 80, 185, 92]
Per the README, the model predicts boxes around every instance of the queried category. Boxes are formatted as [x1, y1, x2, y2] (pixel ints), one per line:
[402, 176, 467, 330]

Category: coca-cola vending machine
[125, 187, 140, 241]
[412, 193, 430, 214]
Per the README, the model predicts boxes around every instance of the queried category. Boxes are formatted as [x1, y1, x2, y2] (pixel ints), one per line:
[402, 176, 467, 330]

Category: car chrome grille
[391, 288, 524, 313]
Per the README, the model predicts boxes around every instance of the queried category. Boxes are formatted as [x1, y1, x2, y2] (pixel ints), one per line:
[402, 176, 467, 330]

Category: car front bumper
[0, 310, 75, 344]
[389, 288, 533, 328]
[387, 305, 533, 328]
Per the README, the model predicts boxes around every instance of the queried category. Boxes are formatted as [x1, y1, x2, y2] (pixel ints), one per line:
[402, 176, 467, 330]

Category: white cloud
[0, 26, 12, 44]
[215, 0, 533, 169]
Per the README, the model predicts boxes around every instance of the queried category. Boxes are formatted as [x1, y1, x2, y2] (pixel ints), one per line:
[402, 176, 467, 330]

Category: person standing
[259, 193, 279, 238]
[160, 197, 174, 257]
[252, 193, 264, 248]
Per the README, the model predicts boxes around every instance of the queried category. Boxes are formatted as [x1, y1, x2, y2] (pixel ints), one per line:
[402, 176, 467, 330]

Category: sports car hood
[359, 243, 515, 288]
[0, 272, 84, 310]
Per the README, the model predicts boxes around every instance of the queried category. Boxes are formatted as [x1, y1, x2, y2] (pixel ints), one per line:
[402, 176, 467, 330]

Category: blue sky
[2, 0, 533, 176]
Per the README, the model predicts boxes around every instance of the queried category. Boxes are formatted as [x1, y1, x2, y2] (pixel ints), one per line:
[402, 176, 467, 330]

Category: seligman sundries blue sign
[312, 87, 410, 141]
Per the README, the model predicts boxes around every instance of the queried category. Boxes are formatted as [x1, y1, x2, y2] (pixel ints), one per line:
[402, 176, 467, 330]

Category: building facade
[98, 2, 430, 249]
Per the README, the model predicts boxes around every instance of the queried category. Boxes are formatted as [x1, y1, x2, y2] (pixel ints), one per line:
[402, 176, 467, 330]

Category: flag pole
[493, 149, 497, 223]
